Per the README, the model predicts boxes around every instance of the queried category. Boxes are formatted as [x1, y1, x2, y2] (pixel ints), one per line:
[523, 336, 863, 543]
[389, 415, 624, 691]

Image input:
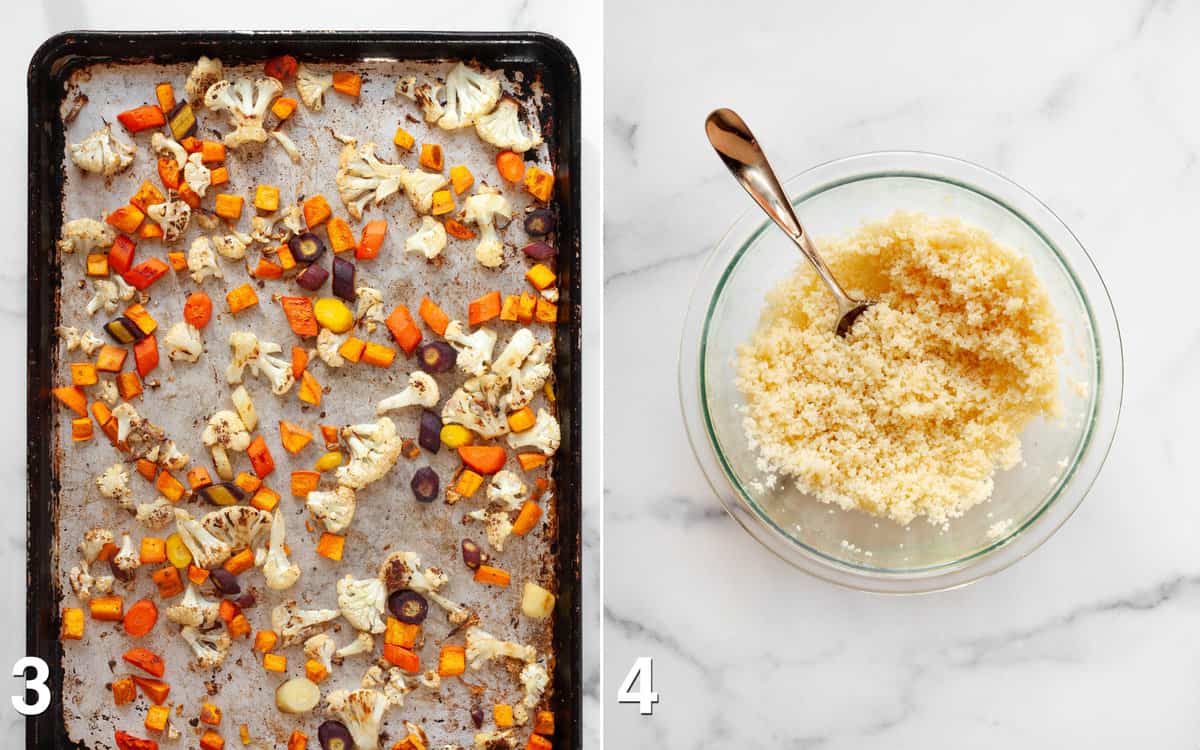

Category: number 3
[12, 657, 51, 716]
[616, 656, 659, 715]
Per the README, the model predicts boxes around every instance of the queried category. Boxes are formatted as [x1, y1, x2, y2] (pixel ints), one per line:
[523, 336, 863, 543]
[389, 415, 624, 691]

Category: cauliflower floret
[404, 215, 448, 260]
[492, 329, 536, 380]
[187, 237, 223, 284]
[69, 560, 114, 602]
[335, 417, 404, 490]
[185, 56, 223, 104]
[443, 321, 497, 376]
[227, 331, 295, 394]
[112, 533, 140, 573]
[163, 321, 203, 363]
[184, 152, 212, 197]
[314, 327, 346, 368]
[250, 347, 296, 395]
[135, 498, 175, 530]
[335, 632, 375, 662]
[378, 550, 471, 625]
[305, 634, 337, 674]
[355, 286, 386, 333]
[475, 96, 543, 153]
[442, 373, 508, 439]
[325, 688, 390, 750]
[151, 132, 187, 169]
[88, 379, 115, 408]
[225, 331, 261, 384]
[79, 528, 114, 565]
[113, 274, 137, 303]
[174, 508, 233, 569]
[520, 662, 549, 709]
[271, 130, 302, 163]
[376, 371, 439, 414]
[204, 77, 283, 148]
[166, 584, 220, 628]
[57, 218, 115, 255]
[506, 409, 561, 456]
[212, 231, 252, 260]
[203, 410, 251, 480]
[272, 601, 341, 647]
[69, 124, 135, 176]
[86, 279, 120, 316]
[399, 168, 450, 216]
[111, 403, 140, 443]
[201, 506, 272, 549]
[158, 440, 190, 471]
[437, 62, 501, 130]
[181, 625, 232, 669]
[463, 187, 512, 268]
[146, 194, 191, 243]
[335, 141, 408, 220]
[465, 627, 536, 670]
[337, 575, 387, 634]
[296, 65, 333, 111]
[263, 508, 301, 591]
[474, 730, 514, 750]
[418, 669, 441, 690]
[506, 341, 551, 412]
[68, 560, 95, 602]
[57, 326, 102, 356]
[487, 470, 528, 511]
[467, 507, 514, 553]
[96, 464, 133, 509]
[306, 485, 357, 534]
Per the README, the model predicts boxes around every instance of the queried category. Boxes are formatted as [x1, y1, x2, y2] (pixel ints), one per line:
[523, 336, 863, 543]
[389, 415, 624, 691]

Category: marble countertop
[2, 1, 601, 745]
[605, 0, 1197, 746]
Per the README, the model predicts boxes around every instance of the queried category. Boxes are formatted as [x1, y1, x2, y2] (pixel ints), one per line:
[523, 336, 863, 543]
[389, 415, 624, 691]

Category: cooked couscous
[736, 211, 1061, 526]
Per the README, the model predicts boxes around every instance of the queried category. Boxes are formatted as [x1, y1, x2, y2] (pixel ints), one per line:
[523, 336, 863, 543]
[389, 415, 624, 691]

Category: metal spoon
[705, 107, 871, 337]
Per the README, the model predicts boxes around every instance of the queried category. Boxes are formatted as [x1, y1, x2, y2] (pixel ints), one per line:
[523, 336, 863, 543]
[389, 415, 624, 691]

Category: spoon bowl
[705, 107, 871, 336]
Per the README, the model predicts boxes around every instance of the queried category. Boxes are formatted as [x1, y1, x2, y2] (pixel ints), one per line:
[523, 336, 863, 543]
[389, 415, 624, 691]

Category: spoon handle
[704, 107, 856, 310]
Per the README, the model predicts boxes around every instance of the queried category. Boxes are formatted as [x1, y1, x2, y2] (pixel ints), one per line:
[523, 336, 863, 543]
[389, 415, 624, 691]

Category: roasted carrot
[332, 71, 362, 97]
[437, 645, 466, 677]
[247, 435, 275, 478]
[315, 533, 345, 561]
[61, 607, 85, 641]
[459, 445, 506, 474]
[123, 647, 165, 677]
[418, 297, 450, 336]
[280, 296, 319, 338]
[291, 346, 308, 380]
[385, 304, 422, 354]
[52, 386, 88, 416]
[290, 470, 320, 497]
[123, 599, 159, 637]
[133, 336, 159, 377]
[90, 595, 125, 621]
[383, 644, 420, 673]
[117, 105, 166, 133]
[253, 258, 283, 279]
[109, 235, 137, 274]
[361, 342, 396, 367]
[444, 217, 477, 240]
[226, 284, 258, 314]
[517, 453, 548, 471]
[132, 676, 170, 705]
[112, 676, 136, 705]
[473, 564, 511, 587]
[183, 291, 213, 329]
[468, 291, 502, 326]
[356, 220, 387, 260]
[302, 194, 332, 228]
[298, 371, 322, 406]
[123, 258, 169, 290]
[157, 157, 182, 190]
[279, 421, 313, 454]
[511, 501, 543, 535]
[327, 217, 356, 254]
[496, 150, 526, 182]
[151, 566, 183, 598]
[114, 729, 159, 750]
[264, 54, 299, 80]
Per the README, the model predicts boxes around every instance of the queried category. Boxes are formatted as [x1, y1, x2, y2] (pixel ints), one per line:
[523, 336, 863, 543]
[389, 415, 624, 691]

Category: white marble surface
[605, 0, 1195, 747]
[2, 2, 602, 746]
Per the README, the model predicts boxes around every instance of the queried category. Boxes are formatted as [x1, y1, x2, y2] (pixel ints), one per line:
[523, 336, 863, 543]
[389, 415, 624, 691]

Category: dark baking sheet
[26, 30, 581, 750]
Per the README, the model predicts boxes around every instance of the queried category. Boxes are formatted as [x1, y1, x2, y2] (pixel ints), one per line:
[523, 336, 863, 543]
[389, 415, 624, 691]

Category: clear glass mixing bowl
[679, 152, 1122, 593]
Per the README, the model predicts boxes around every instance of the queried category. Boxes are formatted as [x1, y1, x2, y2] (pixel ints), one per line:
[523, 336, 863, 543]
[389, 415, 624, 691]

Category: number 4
[616, 656, 659, 715]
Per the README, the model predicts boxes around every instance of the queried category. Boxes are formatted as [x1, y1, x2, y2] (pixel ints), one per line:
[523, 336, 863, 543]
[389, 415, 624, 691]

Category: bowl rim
[678, 150, 1124, 594]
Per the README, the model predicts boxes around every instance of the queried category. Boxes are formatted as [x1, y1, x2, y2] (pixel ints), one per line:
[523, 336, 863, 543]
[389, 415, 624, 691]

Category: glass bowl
[680, 151, 1122, 593]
